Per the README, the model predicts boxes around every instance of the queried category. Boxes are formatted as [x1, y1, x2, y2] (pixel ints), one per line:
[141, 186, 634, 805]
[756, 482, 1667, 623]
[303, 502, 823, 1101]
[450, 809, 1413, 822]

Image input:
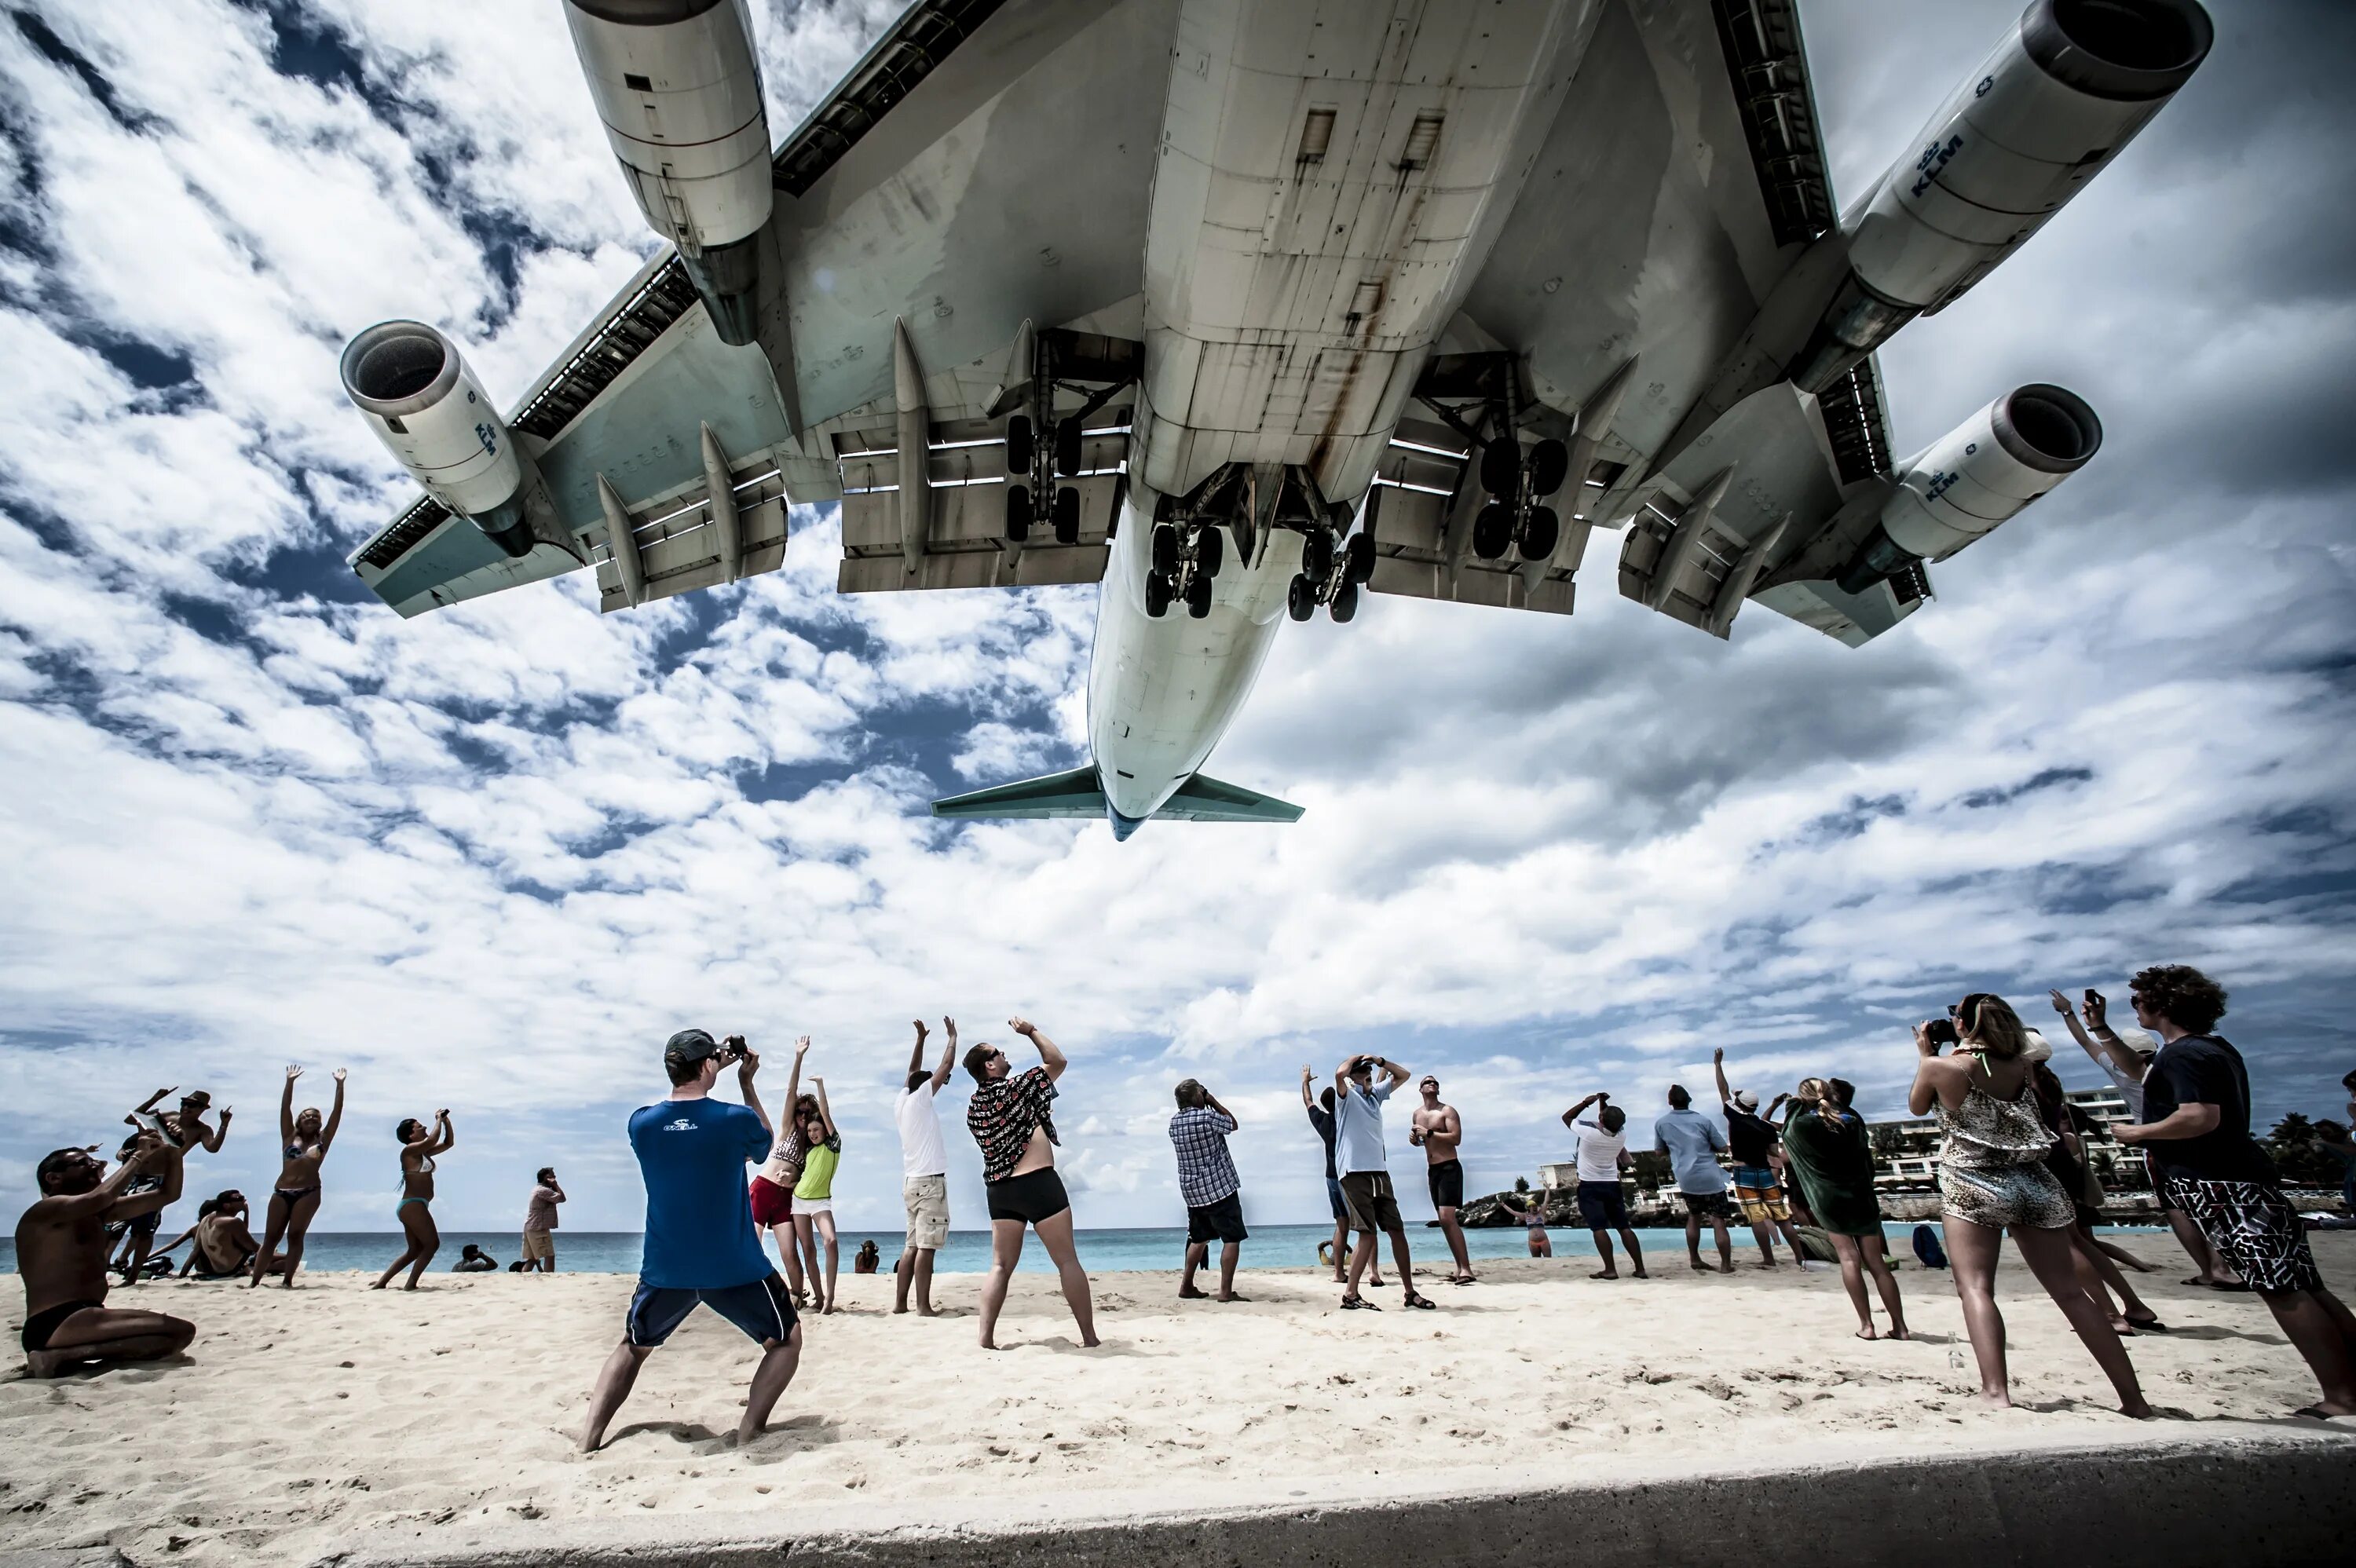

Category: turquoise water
[4, 1221, 2032, 1277]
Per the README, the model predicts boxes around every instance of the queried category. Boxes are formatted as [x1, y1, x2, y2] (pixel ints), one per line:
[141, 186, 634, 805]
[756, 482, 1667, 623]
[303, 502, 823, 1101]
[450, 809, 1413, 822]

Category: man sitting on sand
[1410, 1075, 1476, 1285]
[454, 1245, 500, 1272]
[580, 1030, 803, 1453]
[1653, 1085, 1734, 1273]
[164, 1190, 261, 1278]
[1169, 1078, 1248, 1303]
[1334, 1054, 1436, 1311]
[16, 1133, 195, 1376]
[1560, 1091, 1647, 1280]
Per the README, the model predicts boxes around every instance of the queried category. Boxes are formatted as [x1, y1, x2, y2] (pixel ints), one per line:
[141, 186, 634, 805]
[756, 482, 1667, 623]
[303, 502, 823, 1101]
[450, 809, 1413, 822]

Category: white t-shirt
[896, 1084, 949, 1179]
[1573, 1119, 1627, 1182]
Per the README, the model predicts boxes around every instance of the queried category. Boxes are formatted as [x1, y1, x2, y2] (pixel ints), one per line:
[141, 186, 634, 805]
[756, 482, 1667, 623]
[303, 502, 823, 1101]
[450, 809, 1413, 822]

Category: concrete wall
[321, 1428, 2356, 1568]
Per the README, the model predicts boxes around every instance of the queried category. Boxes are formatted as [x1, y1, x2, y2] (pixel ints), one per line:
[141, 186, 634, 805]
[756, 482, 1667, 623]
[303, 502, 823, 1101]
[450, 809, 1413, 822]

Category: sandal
[2124, 1312, 2168, 1332]
[1340, 1295, 1381, 1310]
[1403, 1292, 1437, 1310]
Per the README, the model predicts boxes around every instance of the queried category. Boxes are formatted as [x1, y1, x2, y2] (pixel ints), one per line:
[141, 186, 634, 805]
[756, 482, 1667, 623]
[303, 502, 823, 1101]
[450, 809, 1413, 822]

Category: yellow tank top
[794, 1137, 840, 1200]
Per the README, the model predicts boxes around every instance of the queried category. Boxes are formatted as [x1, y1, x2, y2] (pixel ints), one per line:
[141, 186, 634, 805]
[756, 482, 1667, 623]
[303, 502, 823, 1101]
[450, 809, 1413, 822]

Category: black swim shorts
[1680, 1190, 1732, 1220]
[1577, 1179, 1629, 1230]
[1426, 1158, 1465, 1212]
[1187, 1190, 1249, 1245]
[986, 1166, 1072, 1226]
[2165, 1175, 2324, 1294]
[625, 1272, 798, 1348]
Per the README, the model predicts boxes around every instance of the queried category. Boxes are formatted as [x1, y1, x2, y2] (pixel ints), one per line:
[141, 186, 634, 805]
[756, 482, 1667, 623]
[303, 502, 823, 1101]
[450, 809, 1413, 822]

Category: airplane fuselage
[1088, 0, 1583, 825]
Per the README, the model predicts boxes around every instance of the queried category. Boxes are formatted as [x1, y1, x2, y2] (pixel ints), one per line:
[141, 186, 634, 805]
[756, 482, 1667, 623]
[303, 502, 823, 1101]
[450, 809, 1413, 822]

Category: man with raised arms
[16, 1130, 194, 1376]
[580, 1029, 801, 1453]
[894, 1016, 957, 1316]
[1334, 1054, 1436, 1312]
[965, 1018, 1099, 1350]
[1410, 1075, 1476, 1285]
[1714, 1048, 1805, 1267]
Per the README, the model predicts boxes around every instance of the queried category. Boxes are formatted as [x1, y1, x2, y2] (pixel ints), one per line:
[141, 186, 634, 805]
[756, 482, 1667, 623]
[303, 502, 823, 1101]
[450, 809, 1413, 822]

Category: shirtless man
[1410, 1075, 1476, 1285]
[16, 1135, 196, 1376]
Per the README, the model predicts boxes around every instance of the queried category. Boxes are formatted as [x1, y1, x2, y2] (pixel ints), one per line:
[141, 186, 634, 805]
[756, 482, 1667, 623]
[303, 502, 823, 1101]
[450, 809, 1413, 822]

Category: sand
[4, 1234, 2351, 1565]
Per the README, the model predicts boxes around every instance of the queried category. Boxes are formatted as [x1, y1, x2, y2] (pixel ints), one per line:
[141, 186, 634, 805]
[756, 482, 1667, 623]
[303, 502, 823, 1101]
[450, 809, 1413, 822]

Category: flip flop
[1450, 1274, 1478, 1286]
[1340, 1295, 1381, 1310]
[2124, 1313, 2168, 1332]
[1403, 1292, 1437, 1310]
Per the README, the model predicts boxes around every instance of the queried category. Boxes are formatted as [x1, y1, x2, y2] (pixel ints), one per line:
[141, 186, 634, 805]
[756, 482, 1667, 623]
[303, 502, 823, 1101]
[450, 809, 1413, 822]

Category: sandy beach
[4, 1234, 2351, 1565]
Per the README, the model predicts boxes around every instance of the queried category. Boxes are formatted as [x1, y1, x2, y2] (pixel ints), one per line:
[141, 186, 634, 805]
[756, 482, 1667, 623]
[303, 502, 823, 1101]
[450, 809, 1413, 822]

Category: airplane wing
[1360, 0, 1917, 647]
[347, 0, 1174, 617]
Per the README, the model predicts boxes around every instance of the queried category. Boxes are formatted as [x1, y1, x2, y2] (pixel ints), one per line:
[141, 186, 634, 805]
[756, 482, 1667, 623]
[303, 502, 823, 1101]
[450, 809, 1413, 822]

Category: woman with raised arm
[790, 1077, 843, 1314]
[1910, 994, 2149, 1416]
[373, 1109, 455, 1290]
[249, 1065, 344, 1288]
[747, 1037, 812, 1303]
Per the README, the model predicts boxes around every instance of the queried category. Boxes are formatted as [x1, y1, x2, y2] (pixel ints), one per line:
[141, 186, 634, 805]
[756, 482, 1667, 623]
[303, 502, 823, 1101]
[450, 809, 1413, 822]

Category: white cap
[2021, 1028, 2054, 1064]
[1733, 1090, 1759, 1111]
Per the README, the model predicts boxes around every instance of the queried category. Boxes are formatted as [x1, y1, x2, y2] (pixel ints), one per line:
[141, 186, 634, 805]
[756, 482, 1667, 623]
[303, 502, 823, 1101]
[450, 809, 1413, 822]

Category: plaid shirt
[1169, 1106, 1240, 1208]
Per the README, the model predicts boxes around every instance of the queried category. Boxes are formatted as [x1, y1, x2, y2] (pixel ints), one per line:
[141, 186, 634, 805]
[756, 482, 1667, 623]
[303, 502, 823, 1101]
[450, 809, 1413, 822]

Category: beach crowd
[15, 964, 2356, 1445]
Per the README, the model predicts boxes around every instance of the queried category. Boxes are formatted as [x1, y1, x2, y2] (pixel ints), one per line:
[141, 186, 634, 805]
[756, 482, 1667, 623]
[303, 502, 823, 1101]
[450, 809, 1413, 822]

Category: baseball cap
[664, 1029, 726, 1074]
[1732, 1090, 1759, 1111]
[2114, 1027, 2160, 1057]
[2020, 1028, 2054, 1064]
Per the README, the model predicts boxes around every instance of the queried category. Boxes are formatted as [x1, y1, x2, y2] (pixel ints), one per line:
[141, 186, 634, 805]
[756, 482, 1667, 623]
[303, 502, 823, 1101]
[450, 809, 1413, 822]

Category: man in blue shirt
[1333, 1054, 1436, 1311]
[580, 1029, 803, 1452]
[1653, 1084, 1735, 1274]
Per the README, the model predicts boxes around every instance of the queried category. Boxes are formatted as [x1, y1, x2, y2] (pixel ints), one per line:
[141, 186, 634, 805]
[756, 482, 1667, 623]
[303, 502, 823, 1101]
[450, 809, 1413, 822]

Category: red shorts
[749, 1175, 794, 1228]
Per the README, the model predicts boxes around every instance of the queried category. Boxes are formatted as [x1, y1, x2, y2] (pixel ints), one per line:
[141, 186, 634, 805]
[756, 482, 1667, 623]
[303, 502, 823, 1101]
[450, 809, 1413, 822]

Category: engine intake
[563, 0, 772, 346]
[1790, 0, 2211, 391]
[340, 321, 533, 557]
[1837, 383, 2101, 594]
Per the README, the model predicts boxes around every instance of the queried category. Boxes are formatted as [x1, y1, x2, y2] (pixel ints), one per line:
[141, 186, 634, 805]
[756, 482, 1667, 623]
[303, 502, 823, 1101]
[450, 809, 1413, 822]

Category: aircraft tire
[1527, 437, 1569, 497]
[1145, 570, 1173, 618]
[1479, 437, 1520, 503]
[1055, 418, 1084, 476]
[1005, 414, 1034, 475]
[1345, 530, 1376, 584]
[1286, 572, 1316, 622]
[1303, 528, 1335, 583]
[1195, 524, 1224, 578]
[1005, 485, 1030, 542]
[1472, 502, 1513, 560]
[1330, 578, 1359, 623]
[1518, 505, 1559, 561]
[1151, 523, 1180, 576]
[1185, 570, 1213, 619]
[1053, 485, 1081, 544]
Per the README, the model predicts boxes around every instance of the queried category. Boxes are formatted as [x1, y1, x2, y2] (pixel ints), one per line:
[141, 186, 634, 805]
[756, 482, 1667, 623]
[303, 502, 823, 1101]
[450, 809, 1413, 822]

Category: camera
[1922, 1017, 1959, 1048]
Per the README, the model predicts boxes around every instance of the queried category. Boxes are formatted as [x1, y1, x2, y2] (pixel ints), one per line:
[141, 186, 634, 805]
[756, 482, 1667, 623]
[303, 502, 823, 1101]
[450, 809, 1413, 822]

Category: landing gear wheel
[1055, 418, 1085, 476]
[1303, 528, 1335, 583]
[1053, 485, 1081, 545]
[1195, 524, 1224, 579]
[1151, 522, 1180, 576]
[1004, 414, 1034, 475]
[1527, 437, 1569, 497]
[1005, 484, 1031, 542]
[1287, 572, 1316, 622]
[1145, 571, 1173, 618]
[1344, 530, 1377, 585]
[1517, 504, 1559, 562]
[1330, 578, 1360, 623]
[1479, 437, 1520, 502]
[1472, 502, 1513, 560]
[1184, 570, 1214, 619]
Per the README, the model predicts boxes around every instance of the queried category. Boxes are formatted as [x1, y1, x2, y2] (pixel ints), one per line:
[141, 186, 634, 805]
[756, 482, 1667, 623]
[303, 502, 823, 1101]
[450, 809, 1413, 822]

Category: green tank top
[794, 1136, 840, 1200]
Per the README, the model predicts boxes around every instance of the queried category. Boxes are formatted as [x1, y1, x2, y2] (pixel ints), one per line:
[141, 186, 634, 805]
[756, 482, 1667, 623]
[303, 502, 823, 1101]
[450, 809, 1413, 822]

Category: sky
[2, 1, 2351, 1241]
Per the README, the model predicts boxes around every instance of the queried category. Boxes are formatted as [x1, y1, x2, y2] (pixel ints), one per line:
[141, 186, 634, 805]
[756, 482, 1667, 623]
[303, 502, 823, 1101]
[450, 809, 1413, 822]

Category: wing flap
[588, 452, 792, 614]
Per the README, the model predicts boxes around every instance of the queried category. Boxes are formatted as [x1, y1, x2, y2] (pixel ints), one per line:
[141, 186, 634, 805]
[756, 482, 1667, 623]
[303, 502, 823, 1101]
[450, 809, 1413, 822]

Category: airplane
[341, 0, 2211, 840]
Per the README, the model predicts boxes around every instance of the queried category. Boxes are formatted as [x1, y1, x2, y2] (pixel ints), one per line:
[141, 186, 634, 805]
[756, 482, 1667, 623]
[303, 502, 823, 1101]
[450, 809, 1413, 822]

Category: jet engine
[1837, 382, 2101, 594]
[1791, 0, 2211, 390]
[339, 320, 535, 558]
[562, 0, 772, 346]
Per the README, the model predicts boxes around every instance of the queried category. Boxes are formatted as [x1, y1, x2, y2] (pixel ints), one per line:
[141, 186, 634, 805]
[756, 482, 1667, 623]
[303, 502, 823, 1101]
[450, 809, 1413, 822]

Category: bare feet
[1081, 1334, 1102, 1347]
[1718, 1263, 1734, 1274]
[1977, 1388, 2013, 1410]
[1688, 1261, 1713, 1273]
[1631, 1269, 1649, 1279]
[1590, 1269, 1618, 1280]
[23, 1349, 71, 1378]
[1177, 1285, 1209, 1300]
[1855, 1327, 1879, 1341]
[1216, 1292, 1248, 1303]
[2120, 1398, 2155, 1420]
[1887, 1327, 1912, 1340]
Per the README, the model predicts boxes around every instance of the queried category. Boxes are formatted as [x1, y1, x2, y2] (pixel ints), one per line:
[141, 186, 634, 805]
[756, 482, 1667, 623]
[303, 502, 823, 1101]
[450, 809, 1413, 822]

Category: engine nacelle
[1791, 0, 2210, 391]
[340, 320, 534, 557]
[563, 0, 772, 346]
[1837, 382, 2101, 594]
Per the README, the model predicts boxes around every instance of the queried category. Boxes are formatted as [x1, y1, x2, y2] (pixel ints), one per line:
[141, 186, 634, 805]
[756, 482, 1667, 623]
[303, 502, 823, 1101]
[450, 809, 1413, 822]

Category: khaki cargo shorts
[903, 1173, 950, 1249]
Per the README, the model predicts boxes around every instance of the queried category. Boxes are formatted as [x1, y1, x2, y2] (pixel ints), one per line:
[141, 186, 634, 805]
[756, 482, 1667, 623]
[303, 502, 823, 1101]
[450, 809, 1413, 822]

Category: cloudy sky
[2, 1, 2351, 1241]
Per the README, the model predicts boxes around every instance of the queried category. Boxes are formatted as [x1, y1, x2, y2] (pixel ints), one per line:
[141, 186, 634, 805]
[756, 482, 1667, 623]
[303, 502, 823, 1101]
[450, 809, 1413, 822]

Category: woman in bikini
[373, 1110, 454, 1290]
[249, 1065, 345, 1288]
[1909, 994, 2149, 1416]
[746, 1037, 812, 1303]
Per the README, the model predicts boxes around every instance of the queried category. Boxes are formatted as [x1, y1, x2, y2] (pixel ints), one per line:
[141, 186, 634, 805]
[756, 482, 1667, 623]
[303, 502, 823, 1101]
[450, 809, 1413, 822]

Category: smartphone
[2084, 988, 2105, 1009]
[128, 1110, 166, 1139]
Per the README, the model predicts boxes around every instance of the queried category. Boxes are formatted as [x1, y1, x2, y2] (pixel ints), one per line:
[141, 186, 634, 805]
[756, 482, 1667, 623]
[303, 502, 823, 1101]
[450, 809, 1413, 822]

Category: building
[1538, 1162, 1579, 1190]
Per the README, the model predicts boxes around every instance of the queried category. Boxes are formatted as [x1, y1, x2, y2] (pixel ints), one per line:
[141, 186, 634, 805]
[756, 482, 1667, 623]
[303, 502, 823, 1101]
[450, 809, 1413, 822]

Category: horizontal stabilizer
[1157, 773, 1304, 824]
[931, 767, 1105, 821]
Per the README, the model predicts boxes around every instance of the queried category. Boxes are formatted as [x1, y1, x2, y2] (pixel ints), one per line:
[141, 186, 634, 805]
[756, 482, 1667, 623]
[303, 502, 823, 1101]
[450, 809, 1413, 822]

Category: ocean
[0, 1220, 2105, 1277]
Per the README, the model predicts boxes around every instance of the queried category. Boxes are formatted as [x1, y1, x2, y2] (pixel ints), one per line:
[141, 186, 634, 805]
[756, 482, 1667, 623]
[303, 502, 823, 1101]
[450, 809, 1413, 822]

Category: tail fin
[930, 768, 1303, 836]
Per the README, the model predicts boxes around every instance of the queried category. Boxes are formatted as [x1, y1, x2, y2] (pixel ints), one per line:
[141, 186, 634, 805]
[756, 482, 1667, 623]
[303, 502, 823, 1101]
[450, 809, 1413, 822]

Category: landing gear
[1472, 501, 1513, 561]
[1344, 529, 1377, 586]
[1144, 517, 1226, 620]
[1052, 485, 1081, 545]
[1287, 572, 1316, 622]
[1145, 571, 1174, 618]
[1055, 418, 1084, 477]
[1184, 570, 1213, 619]
[1005, 484, 1030, 543]
[1005, 414, 1035, 475]
[1303, 528, 1335, 583]
[1516, 504, 1559, 561]
[1151, 522, 1180, 576]
[1329, 578, 1359, 623]
[1195, 523, 1223, 579]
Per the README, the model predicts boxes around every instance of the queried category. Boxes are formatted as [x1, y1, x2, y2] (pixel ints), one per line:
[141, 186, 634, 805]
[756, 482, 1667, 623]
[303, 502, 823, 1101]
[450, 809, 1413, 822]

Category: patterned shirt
[1169, 1106, 1240, 1208]
[967, 1065, 1059, 1183]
